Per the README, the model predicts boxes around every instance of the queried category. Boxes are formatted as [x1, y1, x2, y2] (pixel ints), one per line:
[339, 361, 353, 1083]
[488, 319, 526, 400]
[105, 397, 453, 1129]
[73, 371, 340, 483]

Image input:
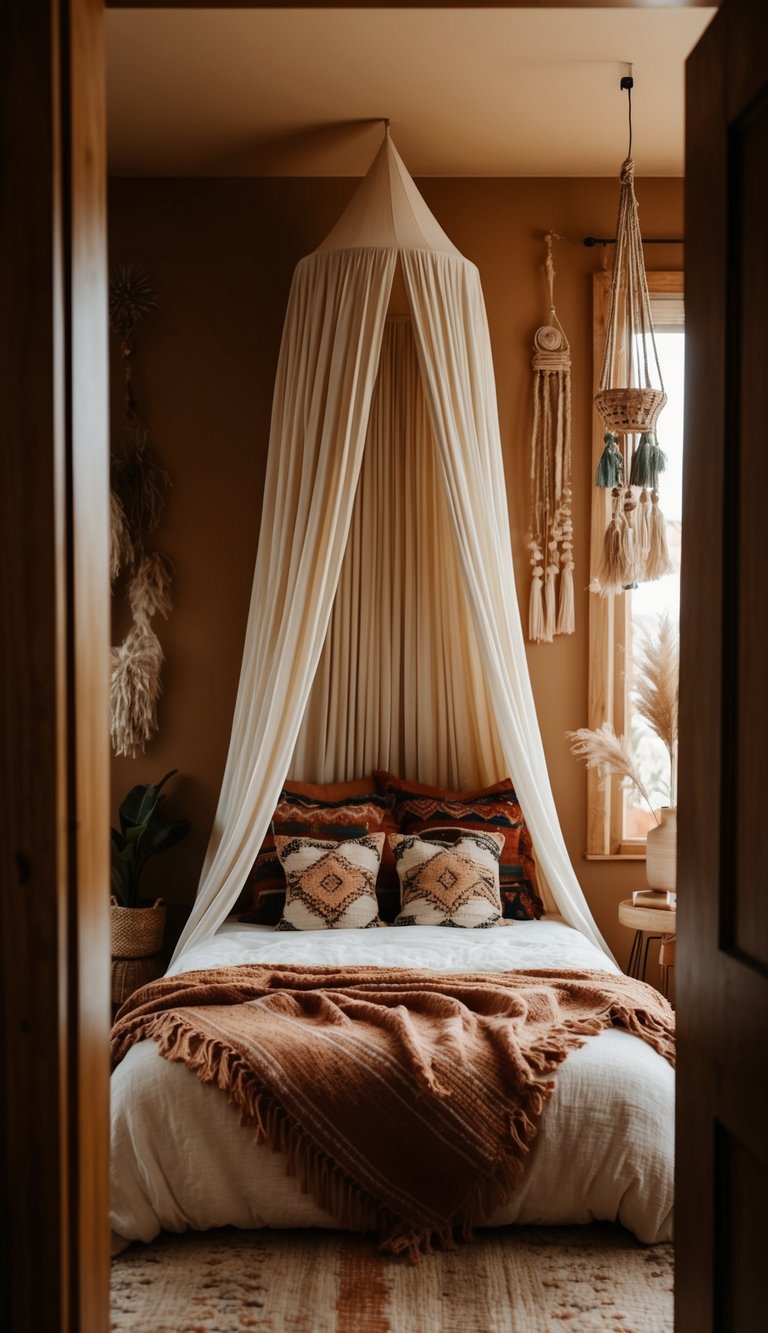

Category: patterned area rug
[111, 1225, 673, 1332]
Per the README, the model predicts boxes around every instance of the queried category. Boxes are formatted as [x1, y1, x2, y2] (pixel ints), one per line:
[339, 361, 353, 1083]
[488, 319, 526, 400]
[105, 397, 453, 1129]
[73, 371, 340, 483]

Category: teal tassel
[629, 434, 653, 486]
[630, 433, 668, 489]
[650, 438, 668, 485]
[595, 433, 622, 488]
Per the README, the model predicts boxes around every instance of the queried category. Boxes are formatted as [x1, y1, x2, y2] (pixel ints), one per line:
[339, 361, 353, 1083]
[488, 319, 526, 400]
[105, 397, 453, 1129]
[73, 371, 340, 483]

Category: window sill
[585, 853, 646, 862]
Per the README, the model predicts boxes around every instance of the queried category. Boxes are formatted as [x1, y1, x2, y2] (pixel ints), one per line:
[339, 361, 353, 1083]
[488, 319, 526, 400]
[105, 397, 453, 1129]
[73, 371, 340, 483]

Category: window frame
[586, 270, 684, 859]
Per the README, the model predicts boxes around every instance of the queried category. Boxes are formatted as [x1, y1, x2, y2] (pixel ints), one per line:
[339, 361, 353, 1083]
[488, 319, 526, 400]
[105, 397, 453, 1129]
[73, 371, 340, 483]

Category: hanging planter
[593, 79, 673, 596]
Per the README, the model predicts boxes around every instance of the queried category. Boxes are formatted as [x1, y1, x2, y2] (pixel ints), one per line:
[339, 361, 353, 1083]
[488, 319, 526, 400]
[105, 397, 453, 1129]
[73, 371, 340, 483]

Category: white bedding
[110, 920, 674, 1250]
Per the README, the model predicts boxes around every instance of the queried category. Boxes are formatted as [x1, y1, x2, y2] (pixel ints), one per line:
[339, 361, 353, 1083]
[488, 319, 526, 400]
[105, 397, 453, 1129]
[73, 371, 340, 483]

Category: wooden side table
[618, 898, 677, 998]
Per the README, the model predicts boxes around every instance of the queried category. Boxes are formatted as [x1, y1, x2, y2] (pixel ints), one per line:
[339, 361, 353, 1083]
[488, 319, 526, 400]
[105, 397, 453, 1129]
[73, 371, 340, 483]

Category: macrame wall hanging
[592, 77, 674, 596]
[109, 266, 174, 758]
[527, 232, 574, 642]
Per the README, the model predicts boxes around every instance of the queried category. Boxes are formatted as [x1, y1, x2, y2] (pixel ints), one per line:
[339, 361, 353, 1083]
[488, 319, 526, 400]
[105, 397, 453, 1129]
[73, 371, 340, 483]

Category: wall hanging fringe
[591, 79, 674, 597]
[526, 233, 574, 641]
[109, 266, 175, 758]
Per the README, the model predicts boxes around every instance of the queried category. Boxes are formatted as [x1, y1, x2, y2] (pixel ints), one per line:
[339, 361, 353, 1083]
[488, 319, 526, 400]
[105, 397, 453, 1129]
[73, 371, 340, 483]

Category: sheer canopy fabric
[172, 134, 611, 962]
[292, 318, 506, 789]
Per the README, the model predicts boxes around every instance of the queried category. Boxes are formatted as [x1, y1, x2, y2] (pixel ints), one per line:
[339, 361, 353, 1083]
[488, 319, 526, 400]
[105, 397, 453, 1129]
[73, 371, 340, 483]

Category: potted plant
[111, 769, 189, 966]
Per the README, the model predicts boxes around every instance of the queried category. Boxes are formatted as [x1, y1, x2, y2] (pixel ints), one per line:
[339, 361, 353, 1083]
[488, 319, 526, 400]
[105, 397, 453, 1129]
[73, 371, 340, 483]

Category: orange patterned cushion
[239, 821, 368, 925]
[282, 777, 377, 801]
[390, 831, 504, 929]
[374, 772, 542, 920]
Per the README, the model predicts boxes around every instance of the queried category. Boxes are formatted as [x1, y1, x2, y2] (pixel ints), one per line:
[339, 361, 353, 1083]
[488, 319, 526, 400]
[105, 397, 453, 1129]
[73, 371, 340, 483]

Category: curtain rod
[583, 235, 684, 247]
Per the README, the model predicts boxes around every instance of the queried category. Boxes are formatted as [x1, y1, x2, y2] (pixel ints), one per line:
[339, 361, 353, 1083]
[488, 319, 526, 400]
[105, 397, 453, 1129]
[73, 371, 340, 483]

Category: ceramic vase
[645, 808, 677, 893]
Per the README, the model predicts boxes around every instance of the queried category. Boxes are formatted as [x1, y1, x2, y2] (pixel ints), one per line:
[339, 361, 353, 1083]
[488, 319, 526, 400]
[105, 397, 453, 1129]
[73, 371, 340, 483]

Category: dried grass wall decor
[109, 266, 174, 758]
[526, 233, 574, 642]
[592, 80, 674, 597]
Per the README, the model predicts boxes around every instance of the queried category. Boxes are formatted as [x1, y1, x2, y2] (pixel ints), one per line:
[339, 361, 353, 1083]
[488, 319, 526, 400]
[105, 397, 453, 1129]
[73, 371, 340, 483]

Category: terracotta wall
[108, 175, 683, 961]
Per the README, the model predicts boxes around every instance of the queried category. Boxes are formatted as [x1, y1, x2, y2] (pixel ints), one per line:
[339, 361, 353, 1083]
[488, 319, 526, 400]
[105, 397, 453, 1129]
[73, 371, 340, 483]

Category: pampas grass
[129, 552, 174, 626]
[632, 611, 679, 803]
[110, 489, 134, 583]
[108, 265, 175, 758]
[111, 626, 164, 759]
[112, 430, 170, 546]
[567, 722, 658, 823]
[568, 615, 680, 820]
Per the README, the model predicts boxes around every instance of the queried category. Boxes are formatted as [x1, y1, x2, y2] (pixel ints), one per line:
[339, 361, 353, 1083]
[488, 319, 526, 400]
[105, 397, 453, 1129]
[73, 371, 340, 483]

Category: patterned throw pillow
[375, 771, 543, 921]
[273, 789, 401, 922]
[390, 831, 504, 929]
[239, 822, 368, 925]
[275, 833, 385, 931]
[410, 823, 544, 922]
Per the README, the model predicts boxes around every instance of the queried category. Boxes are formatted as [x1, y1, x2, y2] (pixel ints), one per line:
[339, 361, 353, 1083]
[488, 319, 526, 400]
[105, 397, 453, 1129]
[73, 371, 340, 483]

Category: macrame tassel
[557, 560, 575, 636]
[528, 538, 545, 642]
[622, 487, 640, 589]
[595, 432, 623, 488]
[646, 490, 674, 581]
[543, 542, 558, 643]
[556, 491, 575, 635]
[596, 488, 634, 594]
[633, 487, 651, 579]
[629, 433, 668, 489]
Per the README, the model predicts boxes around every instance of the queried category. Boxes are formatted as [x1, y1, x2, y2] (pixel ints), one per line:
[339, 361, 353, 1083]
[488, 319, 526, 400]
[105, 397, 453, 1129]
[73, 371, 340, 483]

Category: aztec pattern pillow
[375, 771, 543, 921]
[239, 822, 368, 925]
[390, 831, 504, 929]
[273, 787, 401, 922]
[275, 833, 385, 931]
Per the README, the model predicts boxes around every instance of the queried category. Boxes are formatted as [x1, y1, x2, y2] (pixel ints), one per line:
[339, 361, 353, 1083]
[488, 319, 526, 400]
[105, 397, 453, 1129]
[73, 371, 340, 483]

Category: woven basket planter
[111, 954, 164, 1007]
[110, 897, 167, 959]
[595, 387, 667, 436]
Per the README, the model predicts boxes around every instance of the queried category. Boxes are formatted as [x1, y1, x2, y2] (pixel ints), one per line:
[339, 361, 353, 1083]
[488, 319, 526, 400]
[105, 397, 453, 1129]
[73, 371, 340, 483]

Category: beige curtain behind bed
[172, 133, 611, 963]
[292, 317, 506, 789]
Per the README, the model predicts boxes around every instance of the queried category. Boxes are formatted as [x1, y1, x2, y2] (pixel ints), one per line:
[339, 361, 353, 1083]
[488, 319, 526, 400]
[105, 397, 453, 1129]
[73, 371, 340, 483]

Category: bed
[110, 917, 674, 1253]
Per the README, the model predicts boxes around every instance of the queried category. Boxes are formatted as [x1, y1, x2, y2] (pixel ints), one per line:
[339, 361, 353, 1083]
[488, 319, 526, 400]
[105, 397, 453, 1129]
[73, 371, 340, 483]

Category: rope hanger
[592, 74, 673, 596]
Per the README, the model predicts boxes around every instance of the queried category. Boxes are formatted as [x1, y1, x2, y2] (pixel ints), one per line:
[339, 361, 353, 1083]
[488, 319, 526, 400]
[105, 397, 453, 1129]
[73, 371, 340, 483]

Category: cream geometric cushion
[275, 833, 384, 931]
[390, 831, 504, 928]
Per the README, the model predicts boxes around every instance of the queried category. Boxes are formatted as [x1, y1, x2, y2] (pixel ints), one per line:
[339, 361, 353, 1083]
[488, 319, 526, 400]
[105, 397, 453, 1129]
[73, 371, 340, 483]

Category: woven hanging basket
[110, 897, 166, 959]
[595, 386, 666, 436]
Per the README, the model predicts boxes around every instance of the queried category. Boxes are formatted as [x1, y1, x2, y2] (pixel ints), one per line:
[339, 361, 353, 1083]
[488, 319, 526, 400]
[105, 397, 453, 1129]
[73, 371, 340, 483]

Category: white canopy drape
[172, 133, 611, 962]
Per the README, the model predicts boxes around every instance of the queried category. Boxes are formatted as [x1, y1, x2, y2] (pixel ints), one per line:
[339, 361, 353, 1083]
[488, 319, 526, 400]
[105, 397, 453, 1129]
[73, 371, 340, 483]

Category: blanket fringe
[143, 1011, 399, 1241]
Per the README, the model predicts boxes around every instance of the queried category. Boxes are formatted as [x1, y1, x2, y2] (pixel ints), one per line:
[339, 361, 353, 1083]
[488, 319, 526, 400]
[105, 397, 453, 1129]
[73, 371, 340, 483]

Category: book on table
[632, 889, 675, 910]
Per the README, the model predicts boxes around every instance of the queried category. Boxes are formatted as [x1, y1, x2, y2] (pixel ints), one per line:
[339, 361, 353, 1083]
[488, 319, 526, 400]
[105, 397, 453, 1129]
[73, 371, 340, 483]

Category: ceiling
[106, 7, 716, 178]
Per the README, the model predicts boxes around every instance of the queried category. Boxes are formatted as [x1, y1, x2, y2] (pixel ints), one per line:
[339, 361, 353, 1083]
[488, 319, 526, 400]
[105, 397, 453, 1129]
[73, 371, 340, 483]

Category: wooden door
[678, 1, 768, 1329]
[0, 1, 111, 1329]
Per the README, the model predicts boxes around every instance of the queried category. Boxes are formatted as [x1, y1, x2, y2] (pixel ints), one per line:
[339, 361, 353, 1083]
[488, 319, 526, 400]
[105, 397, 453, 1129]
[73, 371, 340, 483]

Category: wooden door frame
[0, 2, 111, 1329]
[1, 1, 736, 1329]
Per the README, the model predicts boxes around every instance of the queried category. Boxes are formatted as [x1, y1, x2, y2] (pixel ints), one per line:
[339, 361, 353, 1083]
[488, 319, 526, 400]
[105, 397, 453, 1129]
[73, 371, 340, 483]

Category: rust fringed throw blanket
[112, 965, 675, 1260]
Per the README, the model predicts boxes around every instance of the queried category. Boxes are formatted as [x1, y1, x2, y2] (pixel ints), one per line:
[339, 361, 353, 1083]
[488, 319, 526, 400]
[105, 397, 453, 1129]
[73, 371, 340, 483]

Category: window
[587, 272, 683, 858]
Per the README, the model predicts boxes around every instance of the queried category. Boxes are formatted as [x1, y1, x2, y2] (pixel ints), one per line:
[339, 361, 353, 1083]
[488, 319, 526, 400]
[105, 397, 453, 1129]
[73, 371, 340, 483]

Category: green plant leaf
[144, 819, 190, 856]
[110, 771, 188, 907]
[111, 865, 130, 906]
[118, 769, 178, 834]
[111, 827, 127, 852]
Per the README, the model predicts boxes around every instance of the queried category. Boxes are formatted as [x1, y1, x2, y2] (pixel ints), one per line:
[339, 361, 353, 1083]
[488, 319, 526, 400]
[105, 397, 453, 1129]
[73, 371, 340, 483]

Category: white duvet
[110, 919, 674, 1251]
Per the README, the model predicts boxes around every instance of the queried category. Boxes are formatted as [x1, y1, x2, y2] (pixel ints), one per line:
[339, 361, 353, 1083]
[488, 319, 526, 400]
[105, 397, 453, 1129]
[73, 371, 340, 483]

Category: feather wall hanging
[109, 266, 174, 758]
[527, 232, 574, 642]
[592, 77, 674, 596]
